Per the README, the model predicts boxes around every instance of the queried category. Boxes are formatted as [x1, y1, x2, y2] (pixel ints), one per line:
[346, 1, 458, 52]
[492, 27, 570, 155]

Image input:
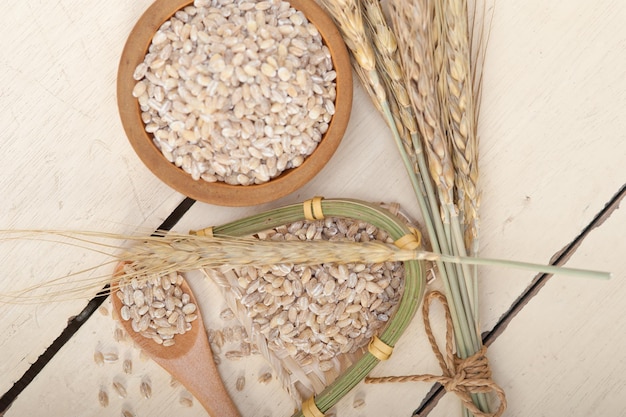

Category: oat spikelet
[389, 0, 456, 208]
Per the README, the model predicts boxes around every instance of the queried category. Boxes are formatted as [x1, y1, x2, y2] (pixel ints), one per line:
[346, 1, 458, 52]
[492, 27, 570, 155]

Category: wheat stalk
[360, 0, 414, 136]
[317, 0, 446, 258]
[359, 0, 434, 200]
[388, 0, 487, 413]
[316, 0, 386, 102]
[0, 230, 607, 305]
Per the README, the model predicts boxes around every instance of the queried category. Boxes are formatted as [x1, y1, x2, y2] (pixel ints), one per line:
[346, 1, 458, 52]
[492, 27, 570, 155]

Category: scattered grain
[122, 407, 135, 417]
[94, 350, 104, 366]
[140, 377, 152, 399]
[258, 372, 273, 384]
[98, 388, 109, 407]
[179, 391, 194, 407]
[112, 381, 127, 399]
[98, 305, 109, 316]
[353, 396, 366, 409]
[123, 358, 133, 375]
[236, 375, 246, 391]
[220, 308, 235, 321]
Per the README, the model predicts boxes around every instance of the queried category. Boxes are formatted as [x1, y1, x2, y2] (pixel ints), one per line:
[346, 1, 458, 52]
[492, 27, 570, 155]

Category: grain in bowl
[132, 0, 337, 186]
[118, 0, 352, 206]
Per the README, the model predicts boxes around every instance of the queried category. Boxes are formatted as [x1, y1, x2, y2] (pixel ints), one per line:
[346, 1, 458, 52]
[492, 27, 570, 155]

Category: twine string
[365, 291, 507, 417]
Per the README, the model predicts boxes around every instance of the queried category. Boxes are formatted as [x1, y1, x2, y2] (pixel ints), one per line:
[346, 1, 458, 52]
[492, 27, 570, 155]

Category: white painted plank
[427, 195, 626, 416]
[474, 0, 626, 330]
[0, 0, 183, 396]
[4, 0, 626, 416]
[3, 271, 297, 417]
[4, 77, 440, 417]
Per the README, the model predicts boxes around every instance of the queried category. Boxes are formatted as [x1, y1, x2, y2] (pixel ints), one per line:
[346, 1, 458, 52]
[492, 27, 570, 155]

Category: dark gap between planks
[0, 197, 196, 414]
[412, 183, 626, 416]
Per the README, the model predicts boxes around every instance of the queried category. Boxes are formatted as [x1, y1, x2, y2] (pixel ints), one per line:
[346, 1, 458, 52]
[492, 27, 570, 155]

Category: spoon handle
[154, 334, 241, 417]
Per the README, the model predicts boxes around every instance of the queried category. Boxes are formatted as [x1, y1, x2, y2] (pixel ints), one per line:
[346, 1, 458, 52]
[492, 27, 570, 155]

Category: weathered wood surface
[1, 0, 625, 416]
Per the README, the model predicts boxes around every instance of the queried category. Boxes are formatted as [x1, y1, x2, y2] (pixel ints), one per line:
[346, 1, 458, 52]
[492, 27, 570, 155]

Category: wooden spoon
[111, 263, 241, 417]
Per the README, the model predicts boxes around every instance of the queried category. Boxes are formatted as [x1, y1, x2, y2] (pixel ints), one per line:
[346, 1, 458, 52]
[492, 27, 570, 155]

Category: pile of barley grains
[133, 0, 337, 185]
[206, 217, 404, 373]
[116, 268, 198, 347]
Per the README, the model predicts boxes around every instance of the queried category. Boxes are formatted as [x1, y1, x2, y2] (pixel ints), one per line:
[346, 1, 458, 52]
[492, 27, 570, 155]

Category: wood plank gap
[412, 183, 626, 416]
[0, 197, 196, 414]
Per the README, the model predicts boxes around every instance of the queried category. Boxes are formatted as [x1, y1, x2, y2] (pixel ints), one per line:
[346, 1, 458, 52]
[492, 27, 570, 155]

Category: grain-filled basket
[191, 198, 426, 415]
[117, 0, 353, 206]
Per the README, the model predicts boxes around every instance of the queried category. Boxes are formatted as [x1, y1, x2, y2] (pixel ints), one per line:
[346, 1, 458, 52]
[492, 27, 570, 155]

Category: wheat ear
[317, 0, 442, 251]
[388, 0, 456, 209]
[389, 0, 482, 380]
[316, 0, 386, 104]
[440, 0, 480, 251]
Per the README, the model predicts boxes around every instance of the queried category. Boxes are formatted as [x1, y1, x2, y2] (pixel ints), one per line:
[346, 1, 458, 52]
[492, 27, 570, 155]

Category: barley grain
[98, 305, 109, 316]
[236, 375, 246, 391]
[134, 0, 336, 185]
[113, 327, 126, 343]
[179, 391, 194, 407]
[207, 215, 404, 375]
[225, 350, 244, 361]
[219, 308, 235, 321]
[353, 397, 366, 409]
[121, 408, 135, 417]
[140, 378, 152, 399]
[112, 381, 127, 399]
[117, 268, 197, 346]
[123, 358, 133, 375]
[98, 388, 109, 407]
[258, 371, 273, 384]
[94, 350, 104, 366]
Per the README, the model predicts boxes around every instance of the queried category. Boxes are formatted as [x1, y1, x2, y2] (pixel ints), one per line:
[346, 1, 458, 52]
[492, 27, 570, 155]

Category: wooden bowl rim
[117, 0, 353, 206]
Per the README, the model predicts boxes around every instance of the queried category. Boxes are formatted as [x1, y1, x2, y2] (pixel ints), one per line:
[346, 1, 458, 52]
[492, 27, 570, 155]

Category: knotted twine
[365, 291, 507, 417]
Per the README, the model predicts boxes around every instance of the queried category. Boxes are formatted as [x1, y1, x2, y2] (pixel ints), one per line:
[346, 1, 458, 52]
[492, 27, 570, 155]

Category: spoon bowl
[112, 263, 241, 417]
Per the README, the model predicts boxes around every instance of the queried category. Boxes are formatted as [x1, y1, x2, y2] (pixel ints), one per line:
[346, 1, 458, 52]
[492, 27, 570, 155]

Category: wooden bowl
[117, 0, 352, 206]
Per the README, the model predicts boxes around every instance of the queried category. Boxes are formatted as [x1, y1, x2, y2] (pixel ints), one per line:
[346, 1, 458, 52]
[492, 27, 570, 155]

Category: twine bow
[365, 291, 506, 417]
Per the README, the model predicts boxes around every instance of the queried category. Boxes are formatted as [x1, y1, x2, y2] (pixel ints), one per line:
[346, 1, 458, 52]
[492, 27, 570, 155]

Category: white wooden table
[1, 1, 625, 416]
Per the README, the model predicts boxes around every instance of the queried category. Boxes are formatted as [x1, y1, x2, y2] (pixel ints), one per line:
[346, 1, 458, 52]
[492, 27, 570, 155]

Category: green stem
[448, 206, 481, 357]
[408, 134, 471, 357]
[434, 253, 612, 280]
[386, 107, 474, 361]
[448, 206, 477, 319]
[442, 206, 489, 413]
[381, 104, 437, 244]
